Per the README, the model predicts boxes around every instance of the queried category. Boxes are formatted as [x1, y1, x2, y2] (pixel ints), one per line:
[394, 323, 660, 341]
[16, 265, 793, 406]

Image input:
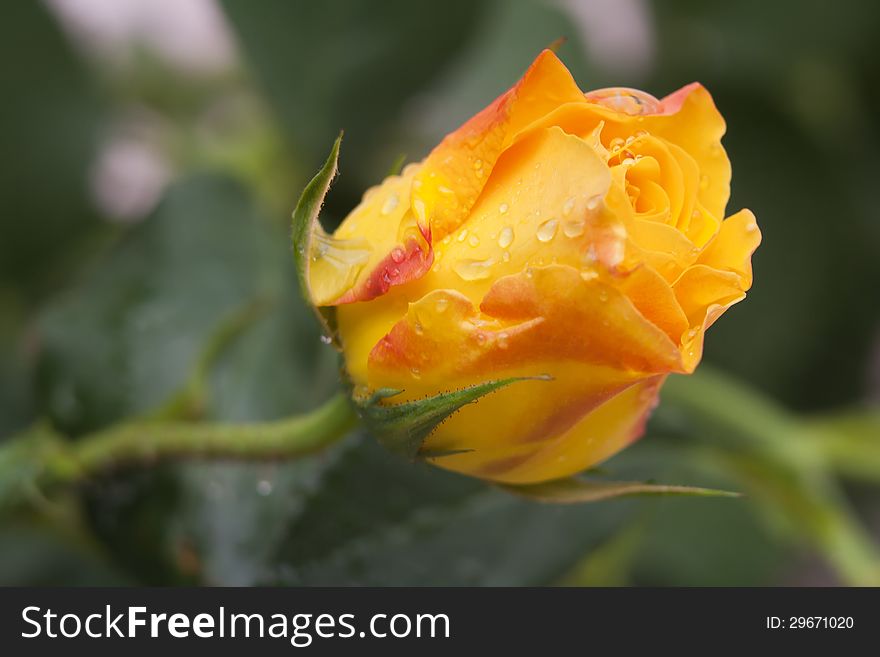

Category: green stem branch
[663, 369, 880, 586]
[1, 393, 358, 507]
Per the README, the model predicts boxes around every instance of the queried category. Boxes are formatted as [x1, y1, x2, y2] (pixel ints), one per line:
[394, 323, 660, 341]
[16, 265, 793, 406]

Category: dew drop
[536, 218, 558, 242]
[746, 222, 758, 233]
[499, 202, 509, 215]
[584, 244, 598, 263]
[497, 332, 509, 349]
[453, 257, 495, 281]
[502, 250, 511, 262]
[610, 136, 625, 150]
[411, 367, 421, 379]
[438, 185, 454, 195]
[498, 226, 514, 249]
[586, 195, 602, 211]
[468, 234, 480, 247]
[435, 298, 449, 313]
[563, 220, 585, 238]
[457, 229, 468, 242]
[319, 335, 333, 345]
[381, 194, 399, 215]
[414, 321, 424, 335]
[598, 289, 609, 302]
[699, 174, 710, 190]
[562, 197, 576, 216]
[413, 198, 427, 222]
[391, 246, 406, 263]
[473, 158, 483, 170]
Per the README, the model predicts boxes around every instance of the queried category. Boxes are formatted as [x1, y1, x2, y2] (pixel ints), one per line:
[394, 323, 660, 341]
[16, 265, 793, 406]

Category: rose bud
[295, 50, 760, 485]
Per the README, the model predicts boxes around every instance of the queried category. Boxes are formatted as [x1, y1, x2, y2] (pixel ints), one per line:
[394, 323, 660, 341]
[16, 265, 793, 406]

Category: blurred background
[1, 0, 878, 586]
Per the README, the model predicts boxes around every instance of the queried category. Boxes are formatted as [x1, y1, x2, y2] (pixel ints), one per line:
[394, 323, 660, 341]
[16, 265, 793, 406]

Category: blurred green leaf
[221, 0, 487, 215]
[267, 438, 637, 586]
[0, 520, 129, 586]
[0, 2, 107, 297]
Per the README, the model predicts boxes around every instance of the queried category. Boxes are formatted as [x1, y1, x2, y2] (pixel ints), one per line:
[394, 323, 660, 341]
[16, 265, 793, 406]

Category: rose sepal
[349, 376, 552, 460]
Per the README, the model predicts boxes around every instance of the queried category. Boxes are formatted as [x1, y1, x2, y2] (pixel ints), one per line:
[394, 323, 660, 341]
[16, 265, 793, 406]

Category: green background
[1, 0, 878, 585]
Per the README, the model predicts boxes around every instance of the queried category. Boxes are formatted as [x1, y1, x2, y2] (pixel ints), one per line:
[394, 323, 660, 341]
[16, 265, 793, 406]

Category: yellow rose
[306, 50, 760, 484]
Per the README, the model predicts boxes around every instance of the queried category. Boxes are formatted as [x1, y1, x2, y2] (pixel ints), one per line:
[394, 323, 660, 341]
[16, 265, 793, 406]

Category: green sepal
[352, 376, 551, 461]
[291, 132, 343, 348]
[500, 475, 741, 504]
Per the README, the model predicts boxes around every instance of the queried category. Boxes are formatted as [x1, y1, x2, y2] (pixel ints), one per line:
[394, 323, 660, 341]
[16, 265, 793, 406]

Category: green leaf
[290, 133, 342, 346]
[500, 475, 741, 504]
[267, 437, 639, 586]
[34, 174, 341, 584]
[221, 0, 487, 209]
[806, 410, 880, 483]
[353, 376, 551, 460]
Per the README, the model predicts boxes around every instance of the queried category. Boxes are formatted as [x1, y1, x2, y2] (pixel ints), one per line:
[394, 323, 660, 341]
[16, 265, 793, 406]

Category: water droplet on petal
[598, 289, 609, 302]
[499, 203, 509, 214]
[391, 246, 406, 263]
[699, 174, 710, 190]
[435, 298, 449, 313]
[498, 226, 514, 249]
[468, 234, 480, 247]
[536, 218, 558, 242]
[413, 198, 427, 223]
[586, 195, 602, 211]
[411, 367, 421, 379]
[586, 87, 663, 116]
[501, 250, 511, 262]
[453, 257, 495, 281]
[562, 197, 576, 216]
[457, 229, 468, 242]
[414, 321, 424, 335]
[497, 332, 509, 349]
[563, 220, 585, 238]
[320, 335, 333, 345]
[381, 194, 399, 215]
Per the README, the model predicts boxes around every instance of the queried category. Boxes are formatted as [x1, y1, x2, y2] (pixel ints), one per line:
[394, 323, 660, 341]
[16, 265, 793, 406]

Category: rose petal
[412, 49, 587, 241]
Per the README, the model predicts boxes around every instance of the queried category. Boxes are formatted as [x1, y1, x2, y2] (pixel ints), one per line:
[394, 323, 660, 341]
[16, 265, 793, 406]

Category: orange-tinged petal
[674, 264, 744, 327]
[422, 126, 618, 304]
[698, 209, 761, 289]
[426, 374, 666, 484]
[627, 220, 698, 282]
[368, 265, 684, 393]
[412, 50, 587, 241]
[361, 266, 678, 484]
[522, 83, 731, 220]
[641, 84, 731, 221]
[312, 163, 433, 305]
[479, 266, 683, 374]
[615, 264, 689, 343]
